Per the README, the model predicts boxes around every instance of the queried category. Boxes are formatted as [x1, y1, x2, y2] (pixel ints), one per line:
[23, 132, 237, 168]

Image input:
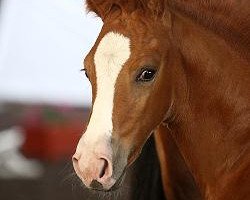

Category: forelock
[86, 0, 167, 19]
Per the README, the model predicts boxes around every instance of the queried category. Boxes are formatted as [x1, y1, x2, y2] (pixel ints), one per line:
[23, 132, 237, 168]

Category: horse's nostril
[72, 155, 79, 165]
[99, 158, 108, 179]
[72, 154, 80, 174]
[72, 157, 78, 162]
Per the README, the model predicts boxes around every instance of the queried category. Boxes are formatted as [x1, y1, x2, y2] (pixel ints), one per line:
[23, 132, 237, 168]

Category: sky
[0, 0, 102, 107]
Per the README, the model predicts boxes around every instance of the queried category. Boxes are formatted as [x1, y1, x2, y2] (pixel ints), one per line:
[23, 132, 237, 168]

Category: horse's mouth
[90, 169, 127, 192]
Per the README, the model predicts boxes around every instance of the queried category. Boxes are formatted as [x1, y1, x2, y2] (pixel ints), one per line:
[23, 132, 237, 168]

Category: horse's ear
[86, 0, 122, 20]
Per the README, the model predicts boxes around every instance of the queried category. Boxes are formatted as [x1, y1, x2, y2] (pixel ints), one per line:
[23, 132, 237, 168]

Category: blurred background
[0, 0, 165, 199]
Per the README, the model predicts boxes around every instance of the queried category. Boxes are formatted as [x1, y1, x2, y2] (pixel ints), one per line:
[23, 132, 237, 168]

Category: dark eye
[81, 68, 89, 79]
[136, 68, 157, 82]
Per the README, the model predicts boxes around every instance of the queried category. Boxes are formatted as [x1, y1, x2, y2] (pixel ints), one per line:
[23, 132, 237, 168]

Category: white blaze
[84, 32, 131, 143]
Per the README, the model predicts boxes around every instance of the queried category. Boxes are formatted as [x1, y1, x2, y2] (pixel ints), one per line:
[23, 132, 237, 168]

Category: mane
[86, 0, 166, 19]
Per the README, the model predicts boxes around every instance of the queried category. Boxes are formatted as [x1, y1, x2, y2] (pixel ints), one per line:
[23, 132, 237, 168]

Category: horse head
[73, 0, 177, 191]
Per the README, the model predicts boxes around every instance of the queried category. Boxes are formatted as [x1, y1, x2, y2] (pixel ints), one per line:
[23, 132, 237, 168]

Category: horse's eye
[136, 68, 156, 82]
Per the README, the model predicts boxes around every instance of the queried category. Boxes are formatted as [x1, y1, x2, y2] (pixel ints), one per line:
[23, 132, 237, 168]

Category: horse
[72, 0, 250, 199]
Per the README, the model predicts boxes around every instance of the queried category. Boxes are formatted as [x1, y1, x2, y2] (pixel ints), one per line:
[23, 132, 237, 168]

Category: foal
[73, 1, 250, 199]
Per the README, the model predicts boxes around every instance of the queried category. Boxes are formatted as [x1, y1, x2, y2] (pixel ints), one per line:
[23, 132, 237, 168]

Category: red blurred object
[20, 106, 85, 162]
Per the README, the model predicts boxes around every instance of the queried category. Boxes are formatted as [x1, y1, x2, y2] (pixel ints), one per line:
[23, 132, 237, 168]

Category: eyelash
[80, 68, 89, 78]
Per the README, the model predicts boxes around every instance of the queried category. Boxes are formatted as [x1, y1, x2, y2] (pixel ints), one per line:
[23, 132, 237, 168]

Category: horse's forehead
[94, 32, 131, 81]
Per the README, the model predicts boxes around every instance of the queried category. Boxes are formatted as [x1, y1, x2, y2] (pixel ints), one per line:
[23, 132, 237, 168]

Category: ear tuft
[86, 0, 166, 20]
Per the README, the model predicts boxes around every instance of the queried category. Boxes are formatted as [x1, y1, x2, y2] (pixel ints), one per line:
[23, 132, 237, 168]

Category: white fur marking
[84, 32, 130, 143]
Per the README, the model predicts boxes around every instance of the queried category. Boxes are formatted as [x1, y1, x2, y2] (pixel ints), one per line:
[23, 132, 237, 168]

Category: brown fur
[154, 125, 202, 200]
[84, 0, 250, 199]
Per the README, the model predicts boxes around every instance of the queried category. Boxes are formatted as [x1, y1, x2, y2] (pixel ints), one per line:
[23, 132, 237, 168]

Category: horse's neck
[154, 126, 202, 200]
[167, 1, 250, 199]
[168, 0, 250, 61]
